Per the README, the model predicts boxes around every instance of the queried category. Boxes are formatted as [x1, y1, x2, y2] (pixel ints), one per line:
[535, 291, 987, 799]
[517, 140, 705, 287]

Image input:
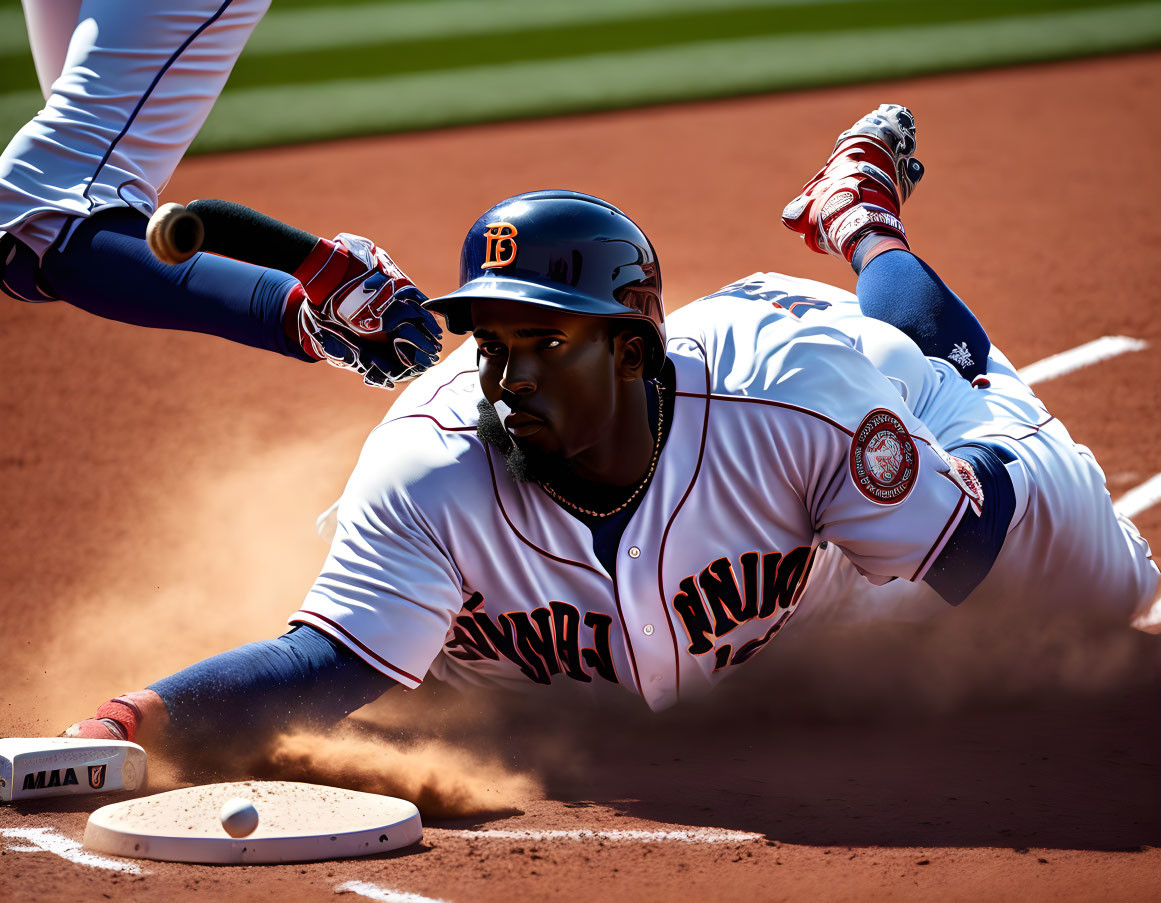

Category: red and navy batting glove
[290, 234, 442, 388]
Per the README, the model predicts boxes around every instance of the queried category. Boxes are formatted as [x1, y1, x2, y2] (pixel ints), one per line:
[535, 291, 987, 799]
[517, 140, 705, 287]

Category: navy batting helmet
[424, 190, 667, 375]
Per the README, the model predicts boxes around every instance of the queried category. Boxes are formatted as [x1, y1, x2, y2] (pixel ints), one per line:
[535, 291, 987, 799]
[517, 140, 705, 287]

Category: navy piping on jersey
[415, 369, 478, 409]
[609, 582, 640, 695]
[483, 443, 609, 581]
[290, 610, 422, 685]
[655, 344, 713, 703]
[482, 442, 629, 691]
[677, 392, 945, 459]
[384, 414, 476, 433]
[374, 397, 626, 687]
[670, 383, 966, 587]
[674, 390, 857, 437]
[911, 495, 968, 582]
[83, 0, 238, 207]
[969, 414, 1056, 443]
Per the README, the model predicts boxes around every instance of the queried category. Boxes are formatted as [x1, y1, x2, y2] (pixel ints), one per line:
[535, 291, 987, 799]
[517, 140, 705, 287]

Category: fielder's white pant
[797, 318, 1160, 629]
[1, 0, 269, 257]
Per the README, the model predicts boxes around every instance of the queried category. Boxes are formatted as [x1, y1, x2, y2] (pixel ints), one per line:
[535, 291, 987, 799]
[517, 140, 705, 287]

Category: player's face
[471, 301, 633, 468]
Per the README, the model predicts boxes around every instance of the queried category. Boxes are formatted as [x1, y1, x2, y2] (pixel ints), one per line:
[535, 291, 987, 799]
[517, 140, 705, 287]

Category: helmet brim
[424, 276, 653, 336]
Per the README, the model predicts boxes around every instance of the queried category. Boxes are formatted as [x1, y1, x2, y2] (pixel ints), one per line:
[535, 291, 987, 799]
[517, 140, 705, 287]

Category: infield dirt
[1, 51, 1158, 902]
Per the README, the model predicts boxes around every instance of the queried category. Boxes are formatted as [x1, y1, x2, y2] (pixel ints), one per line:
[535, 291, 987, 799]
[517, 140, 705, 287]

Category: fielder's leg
[1, 0, 284, 347]
[29, 209, 309, 358]
[19, 0, 83, 101]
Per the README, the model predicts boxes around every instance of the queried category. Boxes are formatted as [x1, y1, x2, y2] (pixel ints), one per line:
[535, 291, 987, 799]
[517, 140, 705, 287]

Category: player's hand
[60, 691, 169, 744]
[62, 718, 127, 741]
[294, 234, 442, 388]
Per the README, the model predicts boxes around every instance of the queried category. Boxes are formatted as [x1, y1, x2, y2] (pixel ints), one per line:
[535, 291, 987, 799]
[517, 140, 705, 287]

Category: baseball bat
[146, 199, 320, 273]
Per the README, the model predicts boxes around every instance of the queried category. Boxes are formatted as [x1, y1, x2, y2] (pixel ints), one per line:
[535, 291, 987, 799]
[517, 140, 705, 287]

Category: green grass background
[2, 0, 1160, 153]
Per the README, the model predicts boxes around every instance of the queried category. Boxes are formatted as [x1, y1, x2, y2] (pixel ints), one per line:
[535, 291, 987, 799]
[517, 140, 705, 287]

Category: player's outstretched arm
[63, 625, 398, 751]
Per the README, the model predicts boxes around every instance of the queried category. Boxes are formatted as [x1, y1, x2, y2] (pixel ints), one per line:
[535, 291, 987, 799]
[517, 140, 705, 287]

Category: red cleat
[782, 104, 924, 266]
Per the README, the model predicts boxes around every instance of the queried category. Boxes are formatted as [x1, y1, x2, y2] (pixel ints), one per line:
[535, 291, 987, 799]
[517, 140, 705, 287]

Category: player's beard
[476, 397, 554, 484]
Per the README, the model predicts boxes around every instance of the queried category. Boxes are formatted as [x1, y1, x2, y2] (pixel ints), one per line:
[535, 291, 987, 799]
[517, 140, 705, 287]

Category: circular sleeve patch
[849, 409, 919, 505]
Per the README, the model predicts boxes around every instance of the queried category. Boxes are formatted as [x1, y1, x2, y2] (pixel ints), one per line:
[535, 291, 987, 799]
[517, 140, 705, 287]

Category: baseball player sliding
[0, 0, 439, 387]
[63, 106, 1158, 751]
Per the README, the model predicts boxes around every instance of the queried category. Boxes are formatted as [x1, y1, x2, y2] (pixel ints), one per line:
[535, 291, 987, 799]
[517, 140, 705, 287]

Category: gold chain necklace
[539, 381, 666, 519]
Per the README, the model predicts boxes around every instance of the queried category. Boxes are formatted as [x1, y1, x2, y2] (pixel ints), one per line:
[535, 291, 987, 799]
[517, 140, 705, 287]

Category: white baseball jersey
[1, 0, 269, 258]
[293, 279, 1003, 711]
[694, 273, 1160, 630]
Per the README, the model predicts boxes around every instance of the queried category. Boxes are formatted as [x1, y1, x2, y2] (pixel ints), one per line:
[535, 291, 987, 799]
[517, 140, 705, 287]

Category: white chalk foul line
[1115, 472, 1161, 519]
[1017, 335, 1148, 386]
[0, 827, 143, 874]
[445, 828, 762, 843]
[1014, 337, 1159, 517]
[336, 881, 452, 903]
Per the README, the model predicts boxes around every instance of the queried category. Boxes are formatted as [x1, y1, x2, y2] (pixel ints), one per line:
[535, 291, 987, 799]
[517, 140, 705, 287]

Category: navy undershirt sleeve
[149, 625, 397, 744]
[923, 443, 1017, 606]
[35, 208, 310, 359]
[856, 249, 990, 381]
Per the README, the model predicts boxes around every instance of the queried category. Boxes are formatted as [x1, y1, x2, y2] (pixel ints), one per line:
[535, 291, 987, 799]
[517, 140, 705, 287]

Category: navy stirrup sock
[33, 208, 310, 359]
[856, 249, 990, 381]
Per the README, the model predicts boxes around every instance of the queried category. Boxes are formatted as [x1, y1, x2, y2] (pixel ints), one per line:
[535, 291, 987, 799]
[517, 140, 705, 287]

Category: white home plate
[83, 781, 421, 864]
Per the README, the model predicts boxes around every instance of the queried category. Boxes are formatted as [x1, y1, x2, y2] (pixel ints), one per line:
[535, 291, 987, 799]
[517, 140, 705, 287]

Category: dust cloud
[3, 437, 355, 735]
[743, 598, 1158, 721]
[2, 408, 1155, 817]
[2, 429, 544, 820]
[249, 724, 540, 819]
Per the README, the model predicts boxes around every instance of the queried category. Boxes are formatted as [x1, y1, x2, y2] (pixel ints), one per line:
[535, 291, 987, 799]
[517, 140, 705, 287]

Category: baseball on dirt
[219, 797, 260, 838]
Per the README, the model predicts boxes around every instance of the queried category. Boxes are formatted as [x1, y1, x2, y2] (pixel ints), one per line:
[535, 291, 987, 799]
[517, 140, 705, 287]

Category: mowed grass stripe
[0, 0, 1140, 89]
[2, 3, 1159, 151]
[1, 0, 1133, 93]
[0, 90, 44, 140]
[0, 0, 1123, 59]
[0, 0, 873, 67]
[185, 3, 1161, 152]
[0, 9, 34, 56]
[244, 0, 872, 56]
[214, 0, 1141, 92]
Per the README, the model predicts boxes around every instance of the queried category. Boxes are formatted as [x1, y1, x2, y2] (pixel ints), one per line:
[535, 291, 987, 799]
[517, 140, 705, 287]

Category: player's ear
[615, 331, 647, 381]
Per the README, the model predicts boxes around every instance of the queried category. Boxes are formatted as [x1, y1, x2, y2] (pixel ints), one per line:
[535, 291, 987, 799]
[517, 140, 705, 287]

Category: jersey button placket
[619, 539, 676, 708]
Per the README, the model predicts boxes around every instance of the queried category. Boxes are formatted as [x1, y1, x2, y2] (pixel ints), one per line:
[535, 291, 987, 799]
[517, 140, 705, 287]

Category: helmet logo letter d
[482, 223, 518, 269]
